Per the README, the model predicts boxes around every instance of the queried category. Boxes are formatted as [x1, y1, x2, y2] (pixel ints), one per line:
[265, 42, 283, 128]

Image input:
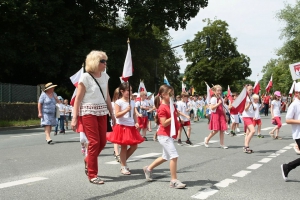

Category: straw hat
[44, 82, 57, 91]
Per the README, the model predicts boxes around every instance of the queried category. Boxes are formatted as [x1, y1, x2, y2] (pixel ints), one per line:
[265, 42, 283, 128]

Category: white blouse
[79, 72, 109, 116]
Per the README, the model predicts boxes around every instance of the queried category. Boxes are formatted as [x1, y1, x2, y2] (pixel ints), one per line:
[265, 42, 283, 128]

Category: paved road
[0, 114, 299, 200]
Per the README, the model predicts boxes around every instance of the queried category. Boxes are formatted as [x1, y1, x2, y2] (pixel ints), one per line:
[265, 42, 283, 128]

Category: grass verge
[0, 119, 40, 127]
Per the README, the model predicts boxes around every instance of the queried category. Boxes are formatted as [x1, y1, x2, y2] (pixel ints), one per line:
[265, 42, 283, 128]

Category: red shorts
[180, 121, 191, 127]
[253, 119, 261, 126]
[243, 117, 254, 132]
[138, 116, 148, 129]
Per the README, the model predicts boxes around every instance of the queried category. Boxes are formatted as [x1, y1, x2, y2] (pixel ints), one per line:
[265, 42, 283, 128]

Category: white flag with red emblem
[289, 62, 300, 80]
[232, 87, 247, 114]
[205, 82, 214, 104]
[70, 67, 84, 106]
[266, 75, 273, 93]
[138, 81, 147, 94]
[121, 42, 133, 82]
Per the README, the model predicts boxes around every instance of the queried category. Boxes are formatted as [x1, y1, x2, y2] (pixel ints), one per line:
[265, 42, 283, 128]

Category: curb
[0, 125, 41, 132]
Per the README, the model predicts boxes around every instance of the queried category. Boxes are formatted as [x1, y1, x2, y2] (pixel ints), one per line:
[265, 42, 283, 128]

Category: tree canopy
[182, 19, 252, 93]
[0, 0, 208, 99]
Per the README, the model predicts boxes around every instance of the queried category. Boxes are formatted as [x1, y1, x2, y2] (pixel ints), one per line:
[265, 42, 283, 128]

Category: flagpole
[127, 38, 131, 117]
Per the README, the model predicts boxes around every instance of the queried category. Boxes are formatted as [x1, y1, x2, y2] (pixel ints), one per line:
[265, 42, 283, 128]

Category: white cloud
[169, 0, 296, 81]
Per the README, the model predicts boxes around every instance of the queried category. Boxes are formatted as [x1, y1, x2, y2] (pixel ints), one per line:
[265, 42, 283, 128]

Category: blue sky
[169, 0, 296, 81]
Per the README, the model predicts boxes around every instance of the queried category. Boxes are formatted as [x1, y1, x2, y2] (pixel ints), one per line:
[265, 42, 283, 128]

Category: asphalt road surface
[0, 114, 299, 200]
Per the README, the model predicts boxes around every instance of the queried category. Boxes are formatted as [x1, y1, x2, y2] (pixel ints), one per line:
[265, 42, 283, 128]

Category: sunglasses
[99, 59, 107, 63]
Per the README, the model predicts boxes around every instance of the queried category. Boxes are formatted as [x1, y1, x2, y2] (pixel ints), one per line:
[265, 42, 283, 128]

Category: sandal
[84, 160, 88, 176]
[121, 168, 131, 175]
[243, 146, 253, 154]
[274, 136, 282, 140]
[269, 131, 275, 138]
[89, 177, 104, 184]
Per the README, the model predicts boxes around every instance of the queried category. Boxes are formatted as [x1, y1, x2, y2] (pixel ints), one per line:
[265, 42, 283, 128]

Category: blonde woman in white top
[71, 50, 115, 185]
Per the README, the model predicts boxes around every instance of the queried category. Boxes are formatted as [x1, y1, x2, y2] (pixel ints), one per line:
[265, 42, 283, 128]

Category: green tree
[182, 19, 252, 93]
[0, 0, 208, 99]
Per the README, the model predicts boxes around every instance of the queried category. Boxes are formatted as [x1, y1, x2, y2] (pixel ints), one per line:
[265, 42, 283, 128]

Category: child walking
[107, 82, 144, 175]
[135, 91, 149, 141]
[269, 91, 284, 139]
[143, 84, 186, 189]
[252, 94, 264, 138]
[281, 83, 300, 181]
[204, 85, 228, 149]
[176, 92, 192, 145]
[229, 93, 239, 136]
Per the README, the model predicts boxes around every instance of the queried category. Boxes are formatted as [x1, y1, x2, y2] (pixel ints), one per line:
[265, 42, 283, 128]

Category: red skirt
[107, 124, 144, 145]
[209, 112, 227, 131]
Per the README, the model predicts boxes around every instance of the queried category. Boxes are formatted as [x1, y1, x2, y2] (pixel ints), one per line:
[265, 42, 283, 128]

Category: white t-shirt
[135, 100, 148, 117]
[253, 103, 261, 119]
[242, 97, 255, 118]
[79, 72, 109, 116]
[177, 101, 190, 122]
[147, 99, 154, 112]
[64, 105, 71, 115]
[57, 103, 65, 116]
[286, 98, 300, 140]
[115, 99, 135, 126]
[210, 97, 220, 113]
[271, 100, 281, 117]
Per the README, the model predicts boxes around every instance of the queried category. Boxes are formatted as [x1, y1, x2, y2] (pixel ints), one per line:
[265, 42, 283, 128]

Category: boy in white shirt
[281, 82, 300, 181]
[176, 92, 192, 145]
[55, 96, 66, 135]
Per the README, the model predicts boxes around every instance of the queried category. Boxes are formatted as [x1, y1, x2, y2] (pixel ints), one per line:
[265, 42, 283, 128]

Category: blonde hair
[211, 85, 222, 96]
[85, 50, 108, 73]
[112, 88, 120, 102]
[140, 91, 147, 97]
[252, 94, 259, 100]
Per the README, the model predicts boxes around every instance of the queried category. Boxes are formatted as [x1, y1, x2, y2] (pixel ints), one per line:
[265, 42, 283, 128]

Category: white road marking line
[268, 155, 277, 158]
[258, 158, 273, 163]
[282, 123, 287, 126]
[186, 145, 201, 147]
[236, 133, 245, 136]
[232, 170, 251, 177]
[290, 143, 296, 146]
[214, 179, 237, 188]
[283, 146, 293, 150]
[11, 133, 44, 138]
[70, 137, 80, 139]
[191, 188, 219, 199]
[269, 153, 279, 157]
[247, 164, 263, 170]
[0, 177, 48, 189]
[276, 150, 287, 154]
[105, 153, 161, 164]
[261, 127, 273, 131]
[134, 153, 161, 158]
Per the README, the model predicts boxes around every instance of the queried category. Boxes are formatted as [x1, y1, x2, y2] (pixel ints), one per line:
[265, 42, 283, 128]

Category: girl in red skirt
[107, 82, 144, 175]
[204, 85, 228, 149]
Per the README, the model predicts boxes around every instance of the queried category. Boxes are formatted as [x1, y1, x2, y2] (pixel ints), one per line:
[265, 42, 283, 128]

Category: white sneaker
[220, 145, 228, 149]
[236, 128, 241, 133]
[204, 137, 209, 148]
[224, 131, 229, 135]
[293, 144, 300, 155]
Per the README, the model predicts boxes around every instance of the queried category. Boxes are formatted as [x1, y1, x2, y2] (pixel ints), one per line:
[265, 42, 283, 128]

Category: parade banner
[289, 62, 300, 80]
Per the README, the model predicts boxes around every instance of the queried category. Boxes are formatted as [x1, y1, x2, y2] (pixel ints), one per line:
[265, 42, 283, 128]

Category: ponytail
[154, 95, 161, 125]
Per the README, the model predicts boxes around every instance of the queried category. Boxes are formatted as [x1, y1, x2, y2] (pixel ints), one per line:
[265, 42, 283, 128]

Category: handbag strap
[88, 73, 107, 104]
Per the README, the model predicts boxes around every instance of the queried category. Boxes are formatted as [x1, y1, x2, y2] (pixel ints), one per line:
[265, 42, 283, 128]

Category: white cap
[295, 82, 300, 92]
[133, 92, 138, 96]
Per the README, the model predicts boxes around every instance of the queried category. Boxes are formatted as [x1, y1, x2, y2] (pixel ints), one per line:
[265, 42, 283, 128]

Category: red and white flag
[138, 81, 147, 93]
[205, 82, 214, 104]
[70, 67, 84, 87]
[69, 67, 84, 106]
[227, 85, 233, 102]
[121, 42, 133, 82]
[232, 87, 247, 114]
[253, 77, 260, 94]
[266, 75, 273, 93]
[289, 81, 296, 96]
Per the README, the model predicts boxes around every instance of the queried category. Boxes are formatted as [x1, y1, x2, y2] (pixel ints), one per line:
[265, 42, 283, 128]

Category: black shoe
[177, 139, 182, 145]
[143, 136, 148, 141]
[46, 139, 52, 144]
[54, 132, 57, 136]
[186, 140, 192, 145]
[281, 164, 289, 182]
